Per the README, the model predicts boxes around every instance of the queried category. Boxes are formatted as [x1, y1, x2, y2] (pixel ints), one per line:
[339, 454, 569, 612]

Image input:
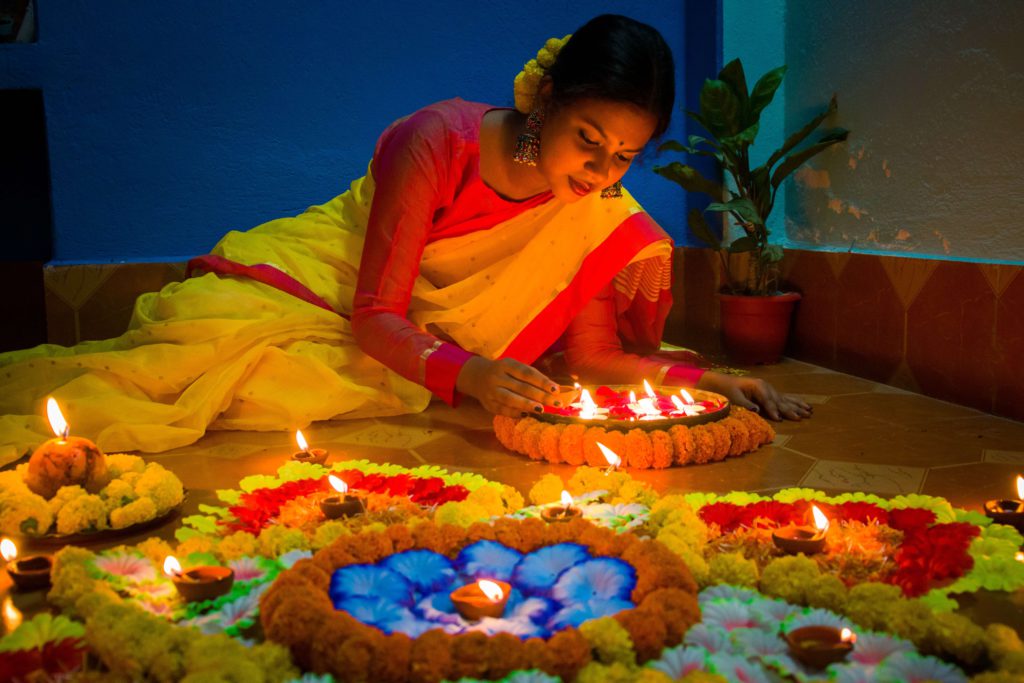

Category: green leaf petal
[749, 65, 787, 123]
[729, 236, 758, 253]
[720, 122, 760, 150]
[770, 128, 850, 189]
[653, 161, 723, 198]
[182, 514, 220, 535]
[718, 58, 750, 125]
[706, 198, 765, 226]
[766, 94, 839, 170]
[656, 139, 689, 154]
[0, 613, 85, 653]
[688, 209, 721, 250]
[699, 79, 742, 137]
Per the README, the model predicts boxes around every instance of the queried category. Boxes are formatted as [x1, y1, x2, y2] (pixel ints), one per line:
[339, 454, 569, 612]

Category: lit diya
[25, 398, 108, 500]
[772, 505, 830, 555]
[320, 474, 364, 519]
[164, 556, 234, 603]
[1, 538, 52, 591]
[984, 475, 1024, 533]
[449, 579, 511, 620]
[541, 490, 582, 523]
[537, 381, 729, 431]
[291, 429, 329, 465]
[785, 625, 856, 669]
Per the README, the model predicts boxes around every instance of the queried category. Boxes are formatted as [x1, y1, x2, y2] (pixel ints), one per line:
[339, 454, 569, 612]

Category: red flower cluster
[223, 473, 469, 535]
[888, 521, 979, 597]
[700, 500, 897, 534]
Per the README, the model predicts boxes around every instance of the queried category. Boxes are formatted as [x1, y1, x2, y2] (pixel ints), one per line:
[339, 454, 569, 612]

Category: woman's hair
[548, 14, 676, 137]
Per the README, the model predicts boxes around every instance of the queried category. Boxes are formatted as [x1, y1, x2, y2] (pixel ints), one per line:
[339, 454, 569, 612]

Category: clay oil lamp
[597, 442, 622, 474]
[785, 625, 856, 669]
[1, 538, 52, 592]
[164, 555, 234, 603]
[541, 490, 582, 524]
[984, 475, 1024, 533]
[291, 429, 328, 466]
[555, 383, 582, 408]
[772, 505, 830, 555]
[319, 474, 364, 519]
[450, 579, 511, 620]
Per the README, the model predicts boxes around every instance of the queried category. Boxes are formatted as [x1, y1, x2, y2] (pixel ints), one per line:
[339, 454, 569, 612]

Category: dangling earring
[600, 181, 623, 199]
[512, 109, 544, 165]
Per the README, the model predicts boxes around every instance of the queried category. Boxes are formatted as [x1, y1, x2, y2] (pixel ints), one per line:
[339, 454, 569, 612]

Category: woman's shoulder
[410, 98, 496, 137]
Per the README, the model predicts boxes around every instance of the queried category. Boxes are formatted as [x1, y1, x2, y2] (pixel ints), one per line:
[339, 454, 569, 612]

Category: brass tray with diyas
[534, 384, 731, 432]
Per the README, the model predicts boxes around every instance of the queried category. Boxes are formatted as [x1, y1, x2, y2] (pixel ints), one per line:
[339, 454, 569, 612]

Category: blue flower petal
[466, 615, 547, 639]
[551, 557, 636, 604]
[510, 595, 557, 624]
[329, 564, 414, 606]
[456, 540, 524, 582]
[415, 590, 462, 625]
[546, 598, 633, 630]
[382, 549, 456, 593]
[512, 543, 591, 596]
[333, 595, 413, 630]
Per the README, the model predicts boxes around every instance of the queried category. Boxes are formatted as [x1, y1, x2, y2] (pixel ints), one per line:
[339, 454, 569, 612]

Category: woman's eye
[616, 154, 634, 163]
[579, 130, 599, 146]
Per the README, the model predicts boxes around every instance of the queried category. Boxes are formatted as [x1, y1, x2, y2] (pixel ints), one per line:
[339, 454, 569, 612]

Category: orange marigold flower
[522, 421, 548, 460]
[545, 628, 593, 681]
[493, 415, 517, 449]
[370, 633, 413, 683]
[649, 429, 674, 469]
[704, 422, 731, 461]
[721, 417, 751, 456]
[690, 426, 716, 464]
[668, 425, 696, 465]
[624, 429, 654, 469]
[512, 418, 539, 453]
[537, 424, 564, 463]
[643, 588, 701, 645]
[450, 632, 492, 680]
[483, 632, 529, 679]
[409, 629, 453, 683]
[558, 423, 589, 465]
[615, 605, 669, 662]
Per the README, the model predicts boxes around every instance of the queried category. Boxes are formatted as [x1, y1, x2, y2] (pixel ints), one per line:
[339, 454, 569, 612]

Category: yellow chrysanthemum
[512, 33, 571, 113]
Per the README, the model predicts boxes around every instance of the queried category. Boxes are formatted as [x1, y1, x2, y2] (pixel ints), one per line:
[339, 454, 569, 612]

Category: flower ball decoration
[494, 404, 773, 469]
[260, 517, 700, 682]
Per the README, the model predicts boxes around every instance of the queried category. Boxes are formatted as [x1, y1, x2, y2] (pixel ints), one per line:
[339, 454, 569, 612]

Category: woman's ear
[535, 76, 554, 112]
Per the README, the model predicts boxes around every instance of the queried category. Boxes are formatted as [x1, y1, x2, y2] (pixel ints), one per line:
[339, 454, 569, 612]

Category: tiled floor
[139, 357, 1024, 523]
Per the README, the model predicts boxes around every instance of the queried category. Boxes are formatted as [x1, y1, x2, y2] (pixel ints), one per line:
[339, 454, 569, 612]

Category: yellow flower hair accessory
[513, 34, 572, 114]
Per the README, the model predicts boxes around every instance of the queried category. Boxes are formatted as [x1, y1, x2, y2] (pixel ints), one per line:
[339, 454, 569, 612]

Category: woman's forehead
[562, 98, 658, 149]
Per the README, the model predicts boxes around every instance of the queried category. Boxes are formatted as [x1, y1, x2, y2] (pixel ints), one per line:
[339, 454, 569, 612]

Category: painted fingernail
[533, 405, 543, 413]
[520, 411, 529, 418]
[550, 385, 558, 393]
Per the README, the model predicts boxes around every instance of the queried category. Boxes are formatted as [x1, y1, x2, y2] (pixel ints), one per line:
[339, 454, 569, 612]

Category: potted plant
[655, 58, 848, 364]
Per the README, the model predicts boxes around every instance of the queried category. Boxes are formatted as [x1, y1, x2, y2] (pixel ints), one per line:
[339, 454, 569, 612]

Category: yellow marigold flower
[47, 484, 87, 517]
[577, 662, 646, 683]
[0, 469, 29, 493]
[529, 474, 565, 506]
[257, 525, 310, 557]
[134, 463, 184, 513]
[433, 500, 488, 527]
[707, 552, 759, 588]
[0, 488, 54, 536]
[109, 496, 157, 529]
[580, 617, 636, 665]
[176, 534, 217, 558]
[135, 537, 175, 566]
[105, 453, 146, 478]
[99, 479, 136, 512]
[312, 521, 351, 550]
[805, 574, 848, 613]
[55, 493, 107, 535]
[536, 48, 556, 69]
[680, 672, 729, 683]
[612, 480, 657, 507]
[466, 484, 507, 517]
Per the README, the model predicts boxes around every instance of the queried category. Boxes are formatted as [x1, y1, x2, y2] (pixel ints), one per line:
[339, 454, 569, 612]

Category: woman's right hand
[456, 356, 560, 418]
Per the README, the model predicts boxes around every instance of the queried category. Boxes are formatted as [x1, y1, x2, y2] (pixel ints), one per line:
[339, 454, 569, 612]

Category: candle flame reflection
[2, 597, 22, 633]
[811, 505, 830, 534]
[328, 474, 348, 495]
[0, 539, 16, 562]
[679, 389, 695, 405]
[1017, 474, 1023, 500]
[642, 379, 656, 398]
[163, 556, 183, 577]
[46, 397, 69, 439]
[295, 430, 309, 452]
[478, 579, 504, 602]
[596, 442, 621, 469]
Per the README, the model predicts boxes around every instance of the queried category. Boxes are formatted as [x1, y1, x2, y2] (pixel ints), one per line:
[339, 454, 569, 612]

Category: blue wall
[0, 1, 715, 264]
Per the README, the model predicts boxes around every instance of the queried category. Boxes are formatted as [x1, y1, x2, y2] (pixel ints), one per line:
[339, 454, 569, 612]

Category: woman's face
[536, 97, 658, 204]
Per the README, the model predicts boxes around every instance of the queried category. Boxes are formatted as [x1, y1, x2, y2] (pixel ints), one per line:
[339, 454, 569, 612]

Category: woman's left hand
[696, 371, 812, 421]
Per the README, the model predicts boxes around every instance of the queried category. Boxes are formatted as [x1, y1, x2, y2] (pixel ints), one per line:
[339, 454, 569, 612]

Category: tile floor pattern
[135, 358, 1024, 523]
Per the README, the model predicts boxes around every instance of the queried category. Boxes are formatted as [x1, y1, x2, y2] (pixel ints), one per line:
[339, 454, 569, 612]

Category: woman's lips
[569, 177, 591, 196]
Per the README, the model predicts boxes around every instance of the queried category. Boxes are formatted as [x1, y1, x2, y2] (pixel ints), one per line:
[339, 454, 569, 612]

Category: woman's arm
[564, 282, 812, 420]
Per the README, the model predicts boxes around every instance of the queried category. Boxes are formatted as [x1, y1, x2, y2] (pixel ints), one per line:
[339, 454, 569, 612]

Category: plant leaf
[729, 236, 758, 253]
[706, 198, 765, 226]
[770, 128, 850, 189]
[688, 134, 719, 149]
[749, 65, 787, 123]
[688, 208, 721, 251]
[653, 161, 723, 198]
[656, 140, 689, 154]
[762, 245, 785, 263]
[720, 122, 760, 152]
[718, 59, 750, 125]
[699, 79, 742, 137]
[765, 94, 838, 171]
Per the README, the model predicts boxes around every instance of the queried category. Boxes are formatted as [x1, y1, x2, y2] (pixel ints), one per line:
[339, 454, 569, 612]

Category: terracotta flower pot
[718, 291, 801, 365]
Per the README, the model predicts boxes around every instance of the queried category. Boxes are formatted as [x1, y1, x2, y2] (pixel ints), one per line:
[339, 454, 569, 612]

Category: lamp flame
[578, 389, 599, 419]
[0, 538, 16, 562]
[642, 379, 656, 398]
[46, 397, 69, 438]
[1017, 475, 1023, 500]
[1016, 552, 1023, 563]
[840, 627, 856, 643]
[628, 390, 637, 404]
[328, 474, 348, 495]
[2, 597, 22, 632]
[295, 430, 309, 453]
[596, 442, 621, 468]
[163, 556, 182, 577]
[811, 505, 830, 533]
[560, 490, 574, 508]
[679, 389, 695, 405]
[573, 382, 581, 390]
[478, 579, 504, 602]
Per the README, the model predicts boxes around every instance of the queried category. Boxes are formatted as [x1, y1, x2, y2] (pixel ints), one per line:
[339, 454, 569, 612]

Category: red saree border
[186, 254, 340, 316]
[500, 212, 671, 364]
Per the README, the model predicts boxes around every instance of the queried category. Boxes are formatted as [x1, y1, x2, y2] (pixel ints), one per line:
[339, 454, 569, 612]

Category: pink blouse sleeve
[563, 282, 705, 387]
[350, 109, 474, 405]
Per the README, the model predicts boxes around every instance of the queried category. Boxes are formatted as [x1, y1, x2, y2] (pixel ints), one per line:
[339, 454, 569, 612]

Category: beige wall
[782, 0, 1024, 262]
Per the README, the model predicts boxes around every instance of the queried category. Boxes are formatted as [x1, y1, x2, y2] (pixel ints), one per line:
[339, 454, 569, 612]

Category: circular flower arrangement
[493, 405, 773, 469]
[0, 453, 184, 537]
[260, 517, 701, 682]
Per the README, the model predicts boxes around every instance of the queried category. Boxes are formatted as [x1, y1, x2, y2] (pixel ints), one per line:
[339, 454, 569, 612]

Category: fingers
[497, 359, 559, 406]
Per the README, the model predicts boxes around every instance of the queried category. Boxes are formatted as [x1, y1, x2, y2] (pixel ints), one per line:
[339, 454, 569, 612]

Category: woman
[0, 15, 809, 465]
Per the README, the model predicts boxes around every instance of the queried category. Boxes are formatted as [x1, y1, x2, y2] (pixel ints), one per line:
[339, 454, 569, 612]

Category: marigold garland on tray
[493, 406, 773, 469]
[260, 517, 701, 683]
